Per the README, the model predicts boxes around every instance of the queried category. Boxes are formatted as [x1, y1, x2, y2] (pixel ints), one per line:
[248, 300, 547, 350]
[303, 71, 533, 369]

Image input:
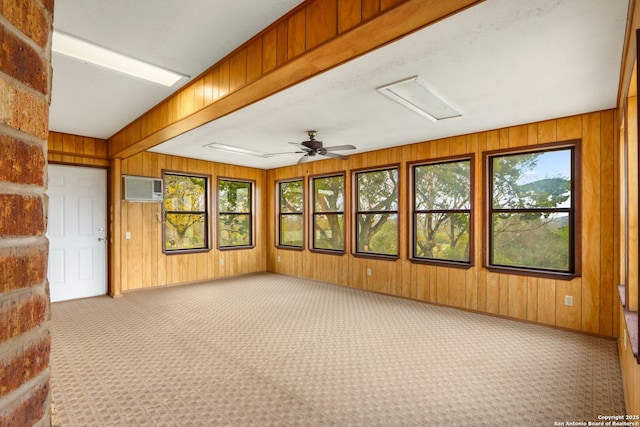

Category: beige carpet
[50, 273, 625, 426]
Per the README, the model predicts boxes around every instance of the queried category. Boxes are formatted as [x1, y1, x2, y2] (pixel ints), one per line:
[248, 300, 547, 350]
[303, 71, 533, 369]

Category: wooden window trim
[309, 171, 346, 255]
[408, 155, 474, 269]
[483, 140, 582, 280]
[352, 164, 400, 261]
[276, 177, 305, 251]
[162, 170, 212, 255]
[217, 177, 255, 251]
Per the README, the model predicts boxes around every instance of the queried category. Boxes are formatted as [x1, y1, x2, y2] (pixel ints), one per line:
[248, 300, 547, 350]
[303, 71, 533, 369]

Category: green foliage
[313, 175, 345, 250]
[356, 169, 398, 255]
[218, 180, 252, 247]
[164, 174, 207, 250]
[414, 160, 471, 262]
[490, 149, 572, 271]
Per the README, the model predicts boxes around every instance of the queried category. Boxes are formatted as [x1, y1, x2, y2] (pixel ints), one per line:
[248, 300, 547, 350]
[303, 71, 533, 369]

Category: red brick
[0, 194, 45, 238]
[0, 380, 49, 427]
[0, 245, 48, 293]
[0, 333, 50, 398]
[0, 135, 45, 185]
[0, 0, 50, 48]
[0, 293, 48, 344]
[0, 79, 49, 139]
[0, 27, 47, 94]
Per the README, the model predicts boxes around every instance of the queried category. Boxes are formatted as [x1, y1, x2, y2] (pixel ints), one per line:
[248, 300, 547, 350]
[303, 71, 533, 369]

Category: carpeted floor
[50, 273, 625, 426]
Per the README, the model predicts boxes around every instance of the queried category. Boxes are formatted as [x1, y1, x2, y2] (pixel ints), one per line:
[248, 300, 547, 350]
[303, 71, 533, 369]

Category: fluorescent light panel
[205, 142, 272, 158]
[52, 30, 188, 87]
[377, 76, 461, 121]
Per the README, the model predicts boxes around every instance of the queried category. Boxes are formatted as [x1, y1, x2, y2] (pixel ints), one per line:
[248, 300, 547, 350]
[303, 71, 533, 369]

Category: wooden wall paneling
[288, 8, 306, 59]
[475, 132, 487, 312]
[448, 268, 466, 308]
[263, 28, 278, 73]
[338, 0, 361, 33]
[526, 277, 538, 322]
[508, 124, 528, 147]
[219, 60, 231, 98]
[381, 0, 404, 10]
[582, 112, 603, 333]
[537, 278, 556, 325]
[498, 274, 509, 315]
[537, 119, 557, 144]
[628, 96, 639, 311]
[436, 266, 449, 305]
[362, 0, 380, 20]
[428, 264, 437, 303]
[485, 272, 500, 314]
[156, 154, 168, 287]
[127, 201, 144, 288]
[247, 38, 263, 83]
[557, 114, 582, 141]
[229, 48, 248, 92]
[203, 70, 214, 105]
[555, 278, 582, 330]
[110, 158, 123, 296]
[507, 275, 527, 320]
[276, 21, 289, 66]
[306, 0, 338, 50]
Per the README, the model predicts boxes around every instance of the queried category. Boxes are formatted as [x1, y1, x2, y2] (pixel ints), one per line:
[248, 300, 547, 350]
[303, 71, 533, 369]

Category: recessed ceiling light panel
[377, 76, 462, 122]
[52, 30, 188, 87]
[205, 142, 273, 158]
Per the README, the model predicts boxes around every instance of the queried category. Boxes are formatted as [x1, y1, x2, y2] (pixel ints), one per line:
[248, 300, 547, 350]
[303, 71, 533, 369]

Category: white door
[47, 165, 107, 302]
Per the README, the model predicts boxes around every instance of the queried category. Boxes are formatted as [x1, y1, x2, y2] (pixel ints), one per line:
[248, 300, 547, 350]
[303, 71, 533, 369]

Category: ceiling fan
[288, 131, 356, 164]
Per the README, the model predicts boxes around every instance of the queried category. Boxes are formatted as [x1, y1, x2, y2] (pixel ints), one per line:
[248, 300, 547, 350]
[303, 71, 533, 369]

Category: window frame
[352, 164, 400, 260]
[162, 170, 212, 255]
[483, 140, 582, 280]
[310, 172, 347, 255]
[408, 155, 474, 268]
[276, 178, 304, 250]
[216, 177, 255, 250]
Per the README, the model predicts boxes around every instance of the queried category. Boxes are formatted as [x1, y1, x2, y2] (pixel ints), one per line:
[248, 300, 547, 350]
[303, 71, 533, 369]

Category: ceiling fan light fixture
[377, 76, 461, 122]
[52, 30, 188, 87]
[205, 142, 273, 158]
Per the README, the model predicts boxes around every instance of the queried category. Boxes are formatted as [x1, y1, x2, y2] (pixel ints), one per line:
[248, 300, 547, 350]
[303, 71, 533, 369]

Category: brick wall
[0, 0, 54, 426]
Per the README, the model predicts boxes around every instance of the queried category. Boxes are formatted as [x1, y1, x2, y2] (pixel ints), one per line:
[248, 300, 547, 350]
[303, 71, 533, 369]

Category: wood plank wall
[47, 131, 109, 167]
[267, 110, 619, 337]
[115, 152, 267, 294]
[107, 0, 481, 159]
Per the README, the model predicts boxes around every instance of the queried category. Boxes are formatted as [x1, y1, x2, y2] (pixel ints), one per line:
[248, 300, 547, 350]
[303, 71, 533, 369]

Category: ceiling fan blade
[297, 154, 308, 164]
[322, 144, 356, 151]
[289, 142, 312, 152]
[322, 151, 349, 161]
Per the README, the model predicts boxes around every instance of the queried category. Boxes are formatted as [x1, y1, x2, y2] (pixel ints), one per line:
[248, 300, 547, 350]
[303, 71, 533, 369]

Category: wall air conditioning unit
[122, 175, 163, 202]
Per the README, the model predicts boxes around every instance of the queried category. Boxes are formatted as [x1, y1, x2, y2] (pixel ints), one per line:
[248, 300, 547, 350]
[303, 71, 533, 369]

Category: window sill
[410, 258, 472, 269]
[352, 253, 399, 261]
[218, 245, 255, 251]
[309, 248, 345, 256]
[275, 245, 304, 251]
[618, 284, 639, 362]
[485, 265, 579, 281]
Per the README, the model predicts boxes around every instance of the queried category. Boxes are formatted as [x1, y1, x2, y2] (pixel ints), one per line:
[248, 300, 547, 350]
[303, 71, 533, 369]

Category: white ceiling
[50, 0, 629, 170]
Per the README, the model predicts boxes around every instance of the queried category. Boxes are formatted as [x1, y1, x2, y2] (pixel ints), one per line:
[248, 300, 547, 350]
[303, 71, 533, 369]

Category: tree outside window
[355, 167, 398, 257]
[412, 158, 471, 264]
[163, 172, 209, 253]
[218, 179, 253, 248]
[278, 179, 303, 248]
[487, 145, 578, 275]
[312, 174, 345, 252]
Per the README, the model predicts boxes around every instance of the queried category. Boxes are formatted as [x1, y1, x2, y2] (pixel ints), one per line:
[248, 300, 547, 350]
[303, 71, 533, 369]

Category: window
[277, 179, 303, 248]
[312, 174, 345, 252]
[354, 167, 398, 257]
[217, 178, 253, 249]
[411, 157, 472, 265]
[486, 143, 580, 277]
[163, 172, 210, 253]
